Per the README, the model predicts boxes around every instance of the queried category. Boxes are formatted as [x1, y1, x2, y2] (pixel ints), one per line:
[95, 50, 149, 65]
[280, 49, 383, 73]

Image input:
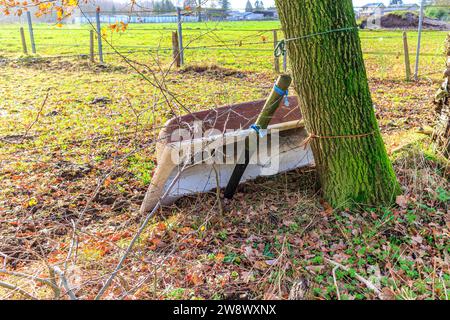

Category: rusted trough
[140, 96, 314, 213]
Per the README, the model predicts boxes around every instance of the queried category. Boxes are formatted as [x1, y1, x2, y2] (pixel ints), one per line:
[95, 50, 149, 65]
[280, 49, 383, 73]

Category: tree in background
[245, 0, 253, 12]
[389, 0, 403, 5]
[219, 0, 230, 11]
[275, 0, 401, 207]
[184, 0, 203, 21]
[425, 0, 450, 21]
[153, 0, 175, 12]
[254, 0, 264, 10]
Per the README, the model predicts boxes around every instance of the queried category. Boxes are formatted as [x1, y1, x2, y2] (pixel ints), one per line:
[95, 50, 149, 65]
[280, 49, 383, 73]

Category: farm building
[360, 3, 386, 17]
[359, 2, 420, 18]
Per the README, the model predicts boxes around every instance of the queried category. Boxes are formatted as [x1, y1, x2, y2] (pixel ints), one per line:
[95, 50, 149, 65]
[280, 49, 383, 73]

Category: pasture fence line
[2, 10, 448, 81]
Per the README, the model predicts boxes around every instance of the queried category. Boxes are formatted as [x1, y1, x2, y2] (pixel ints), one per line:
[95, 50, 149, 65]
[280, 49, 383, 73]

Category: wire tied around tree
[301, 130, 376, 149]
[274, 26, 358, 57]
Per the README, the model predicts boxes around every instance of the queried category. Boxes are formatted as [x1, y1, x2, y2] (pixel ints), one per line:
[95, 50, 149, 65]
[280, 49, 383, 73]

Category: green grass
[0, 21, 448, 300]
[0, 21, 447, 77]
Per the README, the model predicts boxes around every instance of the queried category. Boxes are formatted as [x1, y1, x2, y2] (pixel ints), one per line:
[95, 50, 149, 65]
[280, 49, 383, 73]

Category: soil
[362, 12, 450, 30]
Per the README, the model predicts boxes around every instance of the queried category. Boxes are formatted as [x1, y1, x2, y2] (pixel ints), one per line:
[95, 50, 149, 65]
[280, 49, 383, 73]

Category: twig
[53, 266, 77, 300]
[325, 258, 382, 299]
[439, 271, 448, 300]
[64, 219, 78, 273]
[21, 89, 50, 143]
[95, 163, 187, 300]
[332, 266, 341, 300]
[0, 269, 59, 292]
[0, 252, 7, 269]
[212, 164, 224, 215]
[0, 280, 38, 300]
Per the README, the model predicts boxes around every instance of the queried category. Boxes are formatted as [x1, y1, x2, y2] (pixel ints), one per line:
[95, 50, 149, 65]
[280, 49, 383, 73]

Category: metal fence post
[95, 7, 104, 64]
[403, 32, 411, 81]
[19, 27, 28, 55]
[26, 11, 36, 54]
[177, 7, 184, 66]
[414, 0, 425, 81]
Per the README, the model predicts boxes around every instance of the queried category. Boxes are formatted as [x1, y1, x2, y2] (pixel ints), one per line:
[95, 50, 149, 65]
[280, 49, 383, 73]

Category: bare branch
[53, 266, 77, 300]
[325, 258, 382, 299]
[0, 280, 38, 300]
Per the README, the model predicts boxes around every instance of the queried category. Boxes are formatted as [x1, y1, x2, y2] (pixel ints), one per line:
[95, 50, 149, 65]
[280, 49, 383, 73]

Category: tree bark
[433, 33, 450, 159]
[275, 0, 400, 207]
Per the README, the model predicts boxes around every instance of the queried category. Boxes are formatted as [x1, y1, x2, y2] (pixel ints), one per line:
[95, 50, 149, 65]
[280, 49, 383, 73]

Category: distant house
[383, 3, 420, 14]
[227, 10, 277, 21]
[227, 12, 265, 21]
[360, 3, 386, 17]
[252, 9, 278, 19]
[359, 2, 419, 18]
[203, 8, 227, 21]
[244, 13, 265, 20]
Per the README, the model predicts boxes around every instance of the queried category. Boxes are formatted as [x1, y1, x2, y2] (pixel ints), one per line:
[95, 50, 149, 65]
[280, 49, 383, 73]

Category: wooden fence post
[89, 30, 95, 62]
[403, 32, 411, 81]
[26, 11, 36, 54]
[172, 31, 181, 68]
[273, 30, 280, 73]
[19, 27, 28, 55]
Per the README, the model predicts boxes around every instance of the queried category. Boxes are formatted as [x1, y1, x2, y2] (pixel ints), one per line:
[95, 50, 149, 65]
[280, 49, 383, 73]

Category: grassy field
[0, 21, 449, 300]
[0, 21, 448, 77]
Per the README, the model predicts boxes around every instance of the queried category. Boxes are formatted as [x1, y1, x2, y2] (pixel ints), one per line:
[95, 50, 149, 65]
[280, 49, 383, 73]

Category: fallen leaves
[396, 195, 408, 208]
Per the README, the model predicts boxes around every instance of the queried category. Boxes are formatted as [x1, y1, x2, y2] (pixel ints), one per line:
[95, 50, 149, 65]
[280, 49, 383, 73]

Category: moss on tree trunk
[433, 33, 450, 158]
[275, 0, 401, 207]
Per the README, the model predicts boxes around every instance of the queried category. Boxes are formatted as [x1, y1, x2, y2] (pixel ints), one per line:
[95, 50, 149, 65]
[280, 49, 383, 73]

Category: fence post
[95, 7, 104, 64]
[19, 27, 28, 55]
[414, 0, 425, 81]
[177, 7, 184, 66]
[403, 32, 411, 81]
[26, 11, 36, 54]
[273, 30, 280, 73]
[172, 31, 181, 68]
[89, 30, 95, 62]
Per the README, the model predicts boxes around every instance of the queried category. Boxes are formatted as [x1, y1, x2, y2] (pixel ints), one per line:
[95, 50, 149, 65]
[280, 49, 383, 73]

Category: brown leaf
[396, 195, 408, 208]
[380, 287, 396, 300]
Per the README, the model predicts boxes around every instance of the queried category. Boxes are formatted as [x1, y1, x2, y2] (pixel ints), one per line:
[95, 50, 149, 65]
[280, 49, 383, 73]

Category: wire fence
[0, 22, 447, 81]
[0, 5, 448, 81]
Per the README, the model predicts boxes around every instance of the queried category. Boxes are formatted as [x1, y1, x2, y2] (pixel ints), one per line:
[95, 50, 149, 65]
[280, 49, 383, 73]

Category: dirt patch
[54, 160, 92, 180]
[0, 134, 36, 144]
[5, 57, 127, 73]
[362, 12, 450, 30]
[179, 63, 246, 79]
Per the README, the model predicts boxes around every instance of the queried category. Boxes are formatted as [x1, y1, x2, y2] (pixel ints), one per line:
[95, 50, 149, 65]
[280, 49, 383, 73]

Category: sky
[228, 0, 422, 9]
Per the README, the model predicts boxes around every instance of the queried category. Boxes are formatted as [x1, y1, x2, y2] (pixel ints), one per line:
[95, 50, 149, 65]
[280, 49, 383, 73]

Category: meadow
[0, 21, 448, 300]
[0, 21, 448, 76]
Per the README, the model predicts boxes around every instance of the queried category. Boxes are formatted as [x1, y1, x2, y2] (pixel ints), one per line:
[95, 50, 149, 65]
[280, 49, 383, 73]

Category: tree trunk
[275, 0, 400, 207]
[433, 34, 450, 159]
